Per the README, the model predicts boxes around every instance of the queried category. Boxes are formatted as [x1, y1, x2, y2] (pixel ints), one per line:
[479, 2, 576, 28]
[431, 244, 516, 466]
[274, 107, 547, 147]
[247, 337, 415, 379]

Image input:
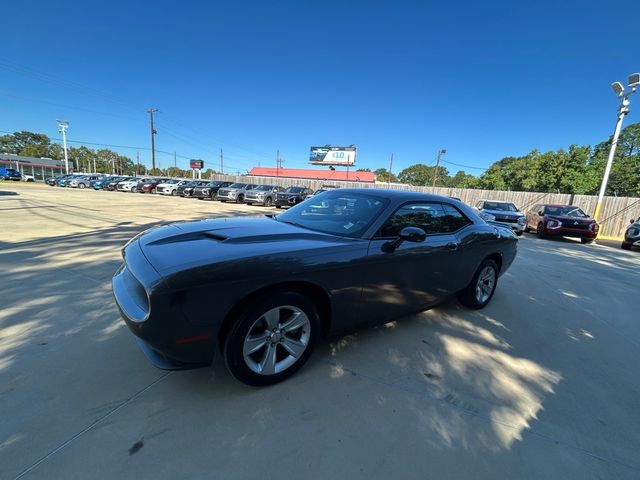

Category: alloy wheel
[242, 305, 311, 375]
[475, 266, 496, 304]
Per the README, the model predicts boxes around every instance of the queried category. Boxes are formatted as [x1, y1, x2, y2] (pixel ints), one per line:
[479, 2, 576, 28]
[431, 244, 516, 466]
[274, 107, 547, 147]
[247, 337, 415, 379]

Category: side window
[378, 203, 471, 237]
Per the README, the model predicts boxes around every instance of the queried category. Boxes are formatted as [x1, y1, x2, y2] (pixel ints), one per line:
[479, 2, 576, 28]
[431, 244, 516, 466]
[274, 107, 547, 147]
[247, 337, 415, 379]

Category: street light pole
[593, 73, 639, 221]
[56, 119, 70, 174]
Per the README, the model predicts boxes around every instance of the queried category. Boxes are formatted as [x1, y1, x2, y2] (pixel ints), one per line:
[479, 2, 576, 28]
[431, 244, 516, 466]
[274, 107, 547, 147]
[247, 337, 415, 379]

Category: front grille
[564, 222, 590, 230]
[494, 216, 518, 223]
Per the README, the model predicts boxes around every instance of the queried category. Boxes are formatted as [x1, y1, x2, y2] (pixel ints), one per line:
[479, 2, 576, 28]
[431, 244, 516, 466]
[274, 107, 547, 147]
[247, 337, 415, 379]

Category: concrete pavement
[1, 182, 639, 479]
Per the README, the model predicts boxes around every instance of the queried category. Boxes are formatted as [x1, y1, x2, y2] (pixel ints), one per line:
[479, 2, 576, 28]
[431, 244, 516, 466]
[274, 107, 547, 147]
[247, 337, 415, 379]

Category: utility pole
[388, 152, 394, 185]
[92, 156, 96, 174]
[56, 120, 70, 174]
[136, 151, 140, 175]
[594, 73, 639, 221]
[276, 149, 280, 177]
[220, 148, 224, 174]
[147, 108, 158, 170]
[431, 148, 446, 188]
[174, 151, 177, 169]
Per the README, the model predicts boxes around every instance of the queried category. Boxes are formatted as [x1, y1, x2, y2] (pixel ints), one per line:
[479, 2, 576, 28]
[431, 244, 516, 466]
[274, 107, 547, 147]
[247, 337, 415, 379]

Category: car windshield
[228, 183, 247, 188]
[255, 185, 274, 191]
[285, 187, 304, 193]
[484, 202, 518, 212]
[276, 191, 389, 238]
[164, 179, 179, 184]
[545, 206, 588, 217]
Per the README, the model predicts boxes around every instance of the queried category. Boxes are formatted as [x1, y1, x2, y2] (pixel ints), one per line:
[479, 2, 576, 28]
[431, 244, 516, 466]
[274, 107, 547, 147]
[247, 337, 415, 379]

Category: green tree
[374, 167, 398, 183]
[398, 164, 449, 186]
[447, 170, 479, 188]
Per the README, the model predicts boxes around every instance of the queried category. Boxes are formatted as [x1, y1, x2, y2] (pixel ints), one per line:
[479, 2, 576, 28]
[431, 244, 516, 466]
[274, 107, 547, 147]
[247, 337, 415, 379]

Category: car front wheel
[264, 197, 273, 207]
[536, 222, 546, 239]
[223, 291, 320, 386]
[458, 259, 499, 309]
[621, 242, 632, 250]
[78, 183, 86, 189]
[237, 194, 244, 204]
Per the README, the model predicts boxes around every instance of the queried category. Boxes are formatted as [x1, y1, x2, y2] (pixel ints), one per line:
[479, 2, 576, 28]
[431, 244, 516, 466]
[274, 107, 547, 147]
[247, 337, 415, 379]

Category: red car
[138, 178, 169, 194]
[525, 204, 599, 244]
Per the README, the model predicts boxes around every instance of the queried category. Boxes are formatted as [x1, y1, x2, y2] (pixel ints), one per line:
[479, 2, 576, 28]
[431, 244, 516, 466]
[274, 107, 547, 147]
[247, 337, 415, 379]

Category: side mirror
[538, 211, 544, 216]
[384, 227, 426, 251]
[632, 219, 636, 224]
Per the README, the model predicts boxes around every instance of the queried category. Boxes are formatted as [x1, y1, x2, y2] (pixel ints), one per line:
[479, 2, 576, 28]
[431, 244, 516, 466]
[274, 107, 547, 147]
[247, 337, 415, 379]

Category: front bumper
[112, 241, 215, 369]
[545, 227, 597, 239]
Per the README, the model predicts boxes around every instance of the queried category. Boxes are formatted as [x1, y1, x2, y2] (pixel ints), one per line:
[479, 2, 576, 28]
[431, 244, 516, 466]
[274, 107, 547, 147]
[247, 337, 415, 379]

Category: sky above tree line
[0, 0, 638, 176]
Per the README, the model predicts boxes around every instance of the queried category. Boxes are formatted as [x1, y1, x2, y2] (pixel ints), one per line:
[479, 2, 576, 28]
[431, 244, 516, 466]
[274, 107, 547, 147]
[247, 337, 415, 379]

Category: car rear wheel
[237, 194, 244, 204]
[78, 183, 86, 189]
[621, 242, 632, 250]
[132, 186, 138, 193]
[223, 291, 319, 386]
[458, 259, 499, 309]
[151, 188, 157, 194]
[276, 205, 282, 209]
[170, 189, 176, 196]
[581, 238, 594, 244]
[536, 222, 546, 239]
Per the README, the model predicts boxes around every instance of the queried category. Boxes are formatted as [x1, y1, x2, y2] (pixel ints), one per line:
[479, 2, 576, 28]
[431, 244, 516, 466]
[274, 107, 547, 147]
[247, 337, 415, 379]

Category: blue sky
[1, 0, 638, 175]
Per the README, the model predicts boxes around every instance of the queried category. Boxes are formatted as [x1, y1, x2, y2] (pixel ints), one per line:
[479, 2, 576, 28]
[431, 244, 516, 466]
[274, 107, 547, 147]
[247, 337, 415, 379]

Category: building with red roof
[248, 167, 375, 183]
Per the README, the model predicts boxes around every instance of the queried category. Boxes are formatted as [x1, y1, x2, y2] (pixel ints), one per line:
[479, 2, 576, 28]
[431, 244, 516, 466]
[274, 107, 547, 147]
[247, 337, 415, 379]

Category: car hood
[135, 217, 362, 285]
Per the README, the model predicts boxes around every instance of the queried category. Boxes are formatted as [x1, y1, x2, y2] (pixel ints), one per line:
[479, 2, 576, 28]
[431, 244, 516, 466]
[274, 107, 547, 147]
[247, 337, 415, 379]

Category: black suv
[275, 186, 314, 208]
[193, 181, 233, 200]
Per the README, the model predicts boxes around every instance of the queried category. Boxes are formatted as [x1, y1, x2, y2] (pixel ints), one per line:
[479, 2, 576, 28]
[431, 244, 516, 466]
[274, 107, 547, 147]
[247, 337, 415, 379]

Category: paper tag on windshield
[344, 222, 354, 229]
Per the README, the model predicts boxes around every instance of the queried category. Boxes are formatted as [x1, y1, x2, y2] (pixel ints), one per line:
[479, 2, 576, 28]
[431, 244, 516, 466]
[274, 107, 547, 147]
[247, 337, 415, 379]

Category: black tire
[264, 197, 273, 207]
[132, 186, 138, 193]
[276, 205, 282, 209]
[223, 291, 320, 386]
[458, 259, 499, 310]
[152, 188, 157, 194]
[171, 189, 176, 196]
[78, 183, 86, 189]
[516, 231, 523, 236]
[197, 197, 204, 200]
[524, 224, 530, 233]
[237, 194, 244, 204]
[536, 222, 546, 239]
[621, 242, 632, 250]
[246, 202, 253, 205]
[581, 238, 594, 245]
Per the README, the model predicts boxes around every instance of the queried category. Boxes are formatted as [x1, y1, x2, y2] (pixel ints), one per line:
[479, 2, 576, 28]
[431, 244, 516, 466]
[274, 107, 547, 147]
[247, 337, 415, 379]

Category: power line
[441, 159, 488, 171]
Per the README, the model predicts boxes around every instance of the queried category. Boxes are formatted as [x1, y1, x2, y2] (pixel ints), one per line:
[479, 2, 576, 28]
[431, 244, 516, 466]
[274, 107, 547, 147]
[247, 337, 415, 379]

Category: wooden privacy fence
[210, 174, 640, 239]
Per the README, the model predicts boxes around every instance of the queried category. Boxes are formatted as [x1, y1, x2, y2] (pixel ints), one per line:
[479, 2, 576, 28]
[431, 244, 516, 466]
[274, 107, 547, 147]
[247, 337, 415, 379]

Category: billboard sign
[190, 159, 204, 169]
[309, 146, 356, 166]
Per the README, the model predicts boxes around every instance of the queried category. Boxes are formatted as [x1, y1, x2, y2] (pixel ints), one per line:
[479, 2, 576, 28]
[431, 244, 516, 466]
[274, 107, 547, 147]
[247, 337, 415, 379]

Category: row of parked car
[45, 174, 331, 209]
[475, 199, 640, 250]
[42, 174, 639, 250]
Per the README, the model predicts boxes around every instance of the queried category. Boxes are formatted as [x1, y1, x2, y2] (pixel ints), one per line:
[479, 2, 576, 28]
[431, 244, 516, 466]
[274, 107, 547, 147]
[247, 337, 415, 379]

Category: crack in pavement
[12, 372, 172, 480]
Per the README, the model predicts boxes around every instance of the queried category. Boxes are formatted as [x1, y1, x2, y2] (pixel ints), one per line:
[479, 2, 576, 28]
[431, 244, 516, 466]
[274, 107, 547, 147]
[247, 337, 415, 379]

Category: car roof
[480, 199, 513, 203]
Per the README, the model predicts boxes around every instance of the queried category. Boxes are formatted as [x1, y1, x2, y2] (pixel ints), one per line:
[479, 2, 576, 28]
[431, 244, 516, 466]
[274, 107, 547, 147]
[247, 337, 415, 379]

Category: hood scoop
[146, 230, 228, 246]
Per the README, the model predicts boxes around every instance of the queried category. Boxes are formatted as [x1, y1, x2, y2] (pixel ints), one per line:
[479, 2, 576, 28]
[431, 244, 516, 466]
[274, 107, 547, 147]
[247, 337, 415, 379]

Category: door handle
[447, 242, 459, 251]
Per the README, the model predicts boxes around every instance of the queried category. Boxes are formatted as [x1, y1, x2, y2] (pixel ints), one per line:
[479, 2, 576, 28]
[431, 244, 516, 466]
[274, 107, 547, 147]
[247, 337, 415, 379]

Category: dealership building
[0, 153, 68, 180]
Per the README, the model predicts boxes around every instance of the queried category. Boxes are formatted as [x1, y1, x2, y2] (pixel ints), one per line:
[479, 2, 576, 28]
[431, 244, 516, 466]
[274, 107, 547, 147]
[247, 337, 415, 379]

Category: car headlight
[547, 219, 562, 229]
[629, 228, 639, 236]
[202, 188, 210, 193]
[229, 191, 236, 197]
[479, 212, 495, 222]
[517, 216, 526, 225]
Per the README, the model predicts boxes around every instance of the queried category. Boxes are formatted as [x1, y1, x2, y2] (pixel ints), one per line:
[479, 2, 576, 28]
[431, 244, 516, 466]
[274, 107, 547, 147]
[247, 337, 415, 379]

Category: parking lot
[1, 182, 639, 479]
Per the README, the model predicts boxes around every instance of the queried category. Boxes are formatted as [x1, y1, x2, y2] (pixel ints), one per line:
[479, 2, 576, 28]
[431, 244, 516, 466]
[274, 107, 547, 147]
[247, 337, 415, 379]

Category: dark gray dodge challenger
[113, 189, 518, 385]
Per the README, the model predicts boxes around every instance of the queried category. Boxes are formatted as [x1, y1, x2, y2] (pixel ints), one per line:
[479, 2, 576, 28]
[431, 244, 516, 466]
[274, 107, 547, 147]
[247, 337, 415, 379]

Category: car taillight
[547, 219, 562, 229]
[589, 222, 599, 233]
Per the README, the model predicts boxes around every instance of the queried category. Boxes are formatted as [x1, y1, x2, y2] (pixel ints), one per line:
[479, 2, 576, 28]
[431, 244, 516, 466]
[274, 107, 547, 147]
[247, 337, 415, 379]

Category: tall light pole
[594, 73, 639, 221]
[147, 108, 158, 170]
[56, 119, 70, 174]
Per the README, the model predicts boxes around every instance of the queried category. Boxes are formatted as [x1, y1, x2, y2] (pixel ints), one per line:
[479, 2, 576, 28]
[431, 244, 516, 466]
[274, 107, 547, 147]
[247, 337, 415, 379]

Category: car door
[359, 202, 469, 326]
